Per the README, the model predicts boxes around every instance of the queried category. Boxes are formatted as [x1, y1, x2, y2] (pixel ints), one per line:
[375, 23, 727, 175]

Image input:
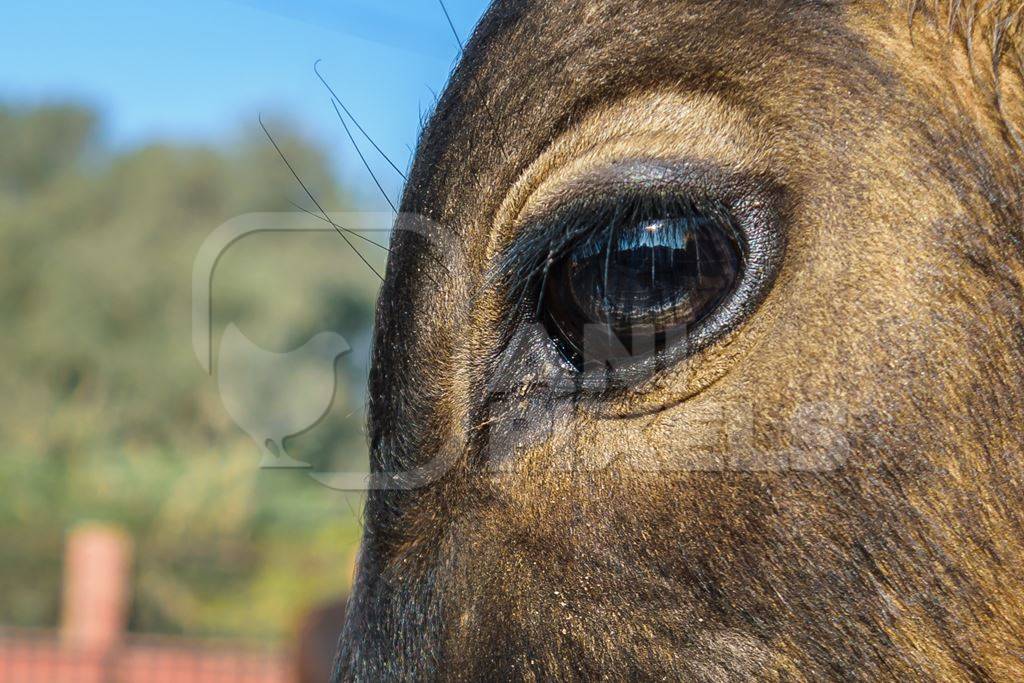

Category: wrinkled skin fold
[335, 1, 1024, 680]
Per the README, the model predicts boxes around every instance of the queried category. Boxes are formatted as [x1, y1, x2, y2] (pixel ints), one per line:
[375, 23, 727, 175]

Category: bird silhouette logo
[217, 323, 351, 469]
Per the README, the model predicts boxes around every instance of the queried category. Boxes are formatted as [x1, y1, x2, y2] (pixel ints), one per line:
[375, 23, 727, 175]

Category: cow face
[337, 2, 1024, 679]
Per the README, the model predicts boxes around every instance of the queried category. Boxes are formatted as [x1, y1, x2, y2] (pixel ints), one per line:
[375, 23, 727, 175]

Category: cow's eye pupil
[541, 209, 743, 371]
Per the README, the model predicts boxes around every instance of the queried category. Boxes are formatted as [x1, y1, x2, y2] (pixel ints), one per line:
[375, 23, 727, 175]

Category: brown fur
[912, 0, 1024, 150]
[335, 1, 1024, 680]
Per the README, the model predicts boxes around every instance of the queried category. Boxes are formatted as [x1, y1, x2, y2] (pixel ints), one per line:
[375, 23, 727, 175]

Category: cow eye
[535, 199, 744, 372]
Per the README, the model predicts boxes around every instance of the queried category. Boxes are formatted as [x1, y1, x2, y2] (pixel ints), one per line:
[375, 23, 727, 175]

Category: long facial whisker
[309, 72, 455, 286]
[314, 60, 408, 181]
[291, 194, 454, 288]
[437, 0, 464, 53]
[330, 99, 399, 214]
[292, 200, 448, 288]
[287, 200, 392, 253]
[259, 115, 384, 282]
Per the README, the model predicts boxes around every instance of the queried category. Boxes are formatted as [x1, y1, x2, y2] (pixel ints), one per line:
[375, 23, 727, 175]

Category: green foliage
[0, 103, 380, 638]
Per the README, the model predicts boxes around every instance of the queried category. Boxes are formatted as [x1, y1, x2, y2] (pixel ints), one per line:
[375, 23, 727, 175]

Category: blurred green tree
[0, 103, 379, 638]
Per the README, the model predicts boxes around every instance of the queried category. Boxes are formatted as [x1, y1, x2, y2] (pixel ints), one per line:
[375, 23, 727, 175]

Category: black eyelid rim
[498, 158, 783, 255]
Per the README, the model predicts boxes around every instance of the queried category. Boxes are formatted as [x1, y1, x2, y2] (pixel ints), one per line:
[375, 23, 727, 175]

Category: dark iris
[541, 206, 743, 371]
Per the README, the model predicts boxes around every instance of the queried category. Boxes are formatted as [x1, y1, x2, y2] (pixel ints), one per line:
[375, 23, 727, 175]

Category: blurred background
[0, 1, 487, 681]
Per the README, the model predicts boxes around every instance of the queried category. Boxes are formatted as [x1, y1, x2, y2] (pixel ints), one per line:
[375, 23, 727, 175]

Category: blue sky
[2, 0, 489, 202]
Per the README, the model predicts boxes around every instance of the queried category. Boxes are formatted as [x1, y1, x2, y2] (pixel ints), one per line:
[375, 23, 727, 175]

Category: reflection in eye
[537, 199, 744, 371]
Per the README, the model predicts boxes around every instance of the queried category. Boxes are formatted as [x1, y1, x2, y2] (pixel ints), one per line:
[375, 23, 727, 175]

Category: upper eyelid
[487, 91, 770, 251]
[494, 158, 757, 264]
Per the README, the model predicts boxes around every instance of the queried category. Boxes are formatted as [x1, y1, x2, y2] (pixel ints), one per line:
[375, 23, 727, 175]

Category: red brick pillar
[61, 523, 133, 680]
